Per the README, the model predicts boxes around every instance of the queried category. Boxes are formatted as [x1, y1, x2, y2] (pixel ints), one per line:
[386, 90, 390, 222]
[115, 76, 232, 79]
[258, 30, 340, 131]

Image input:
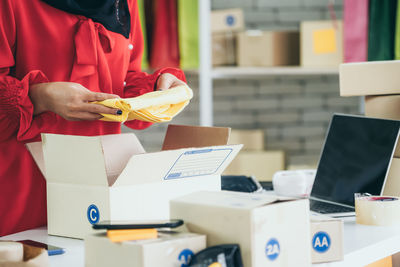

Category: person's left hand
[156, 73, 186, 91]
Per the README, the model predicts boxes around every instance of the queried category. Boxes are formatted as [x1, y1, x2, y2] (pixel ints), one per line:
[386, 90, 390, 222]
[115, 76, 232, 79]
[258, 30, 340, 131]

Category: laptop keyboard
[310, 199, 355, 214]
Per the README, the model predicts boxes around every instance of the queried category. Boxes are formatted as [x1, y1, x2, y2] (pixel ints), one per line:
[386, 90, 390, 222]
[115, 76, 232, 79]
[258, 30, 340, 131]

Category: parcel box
[212, 32, 236, 66]
[27, 125, 242, 239]
[300, 20, 343, 67]
[383, 158, 400, 197]
[310, 215, 344, 263]
[340, 60, 400, 96]
[85, 231, 206, 267]
[211, 8, 244, 34]
[237, 30, 300, 67]
[228, 129, 265, 151]
[170, 191, 311, 267]
[223, 150, 285, 181]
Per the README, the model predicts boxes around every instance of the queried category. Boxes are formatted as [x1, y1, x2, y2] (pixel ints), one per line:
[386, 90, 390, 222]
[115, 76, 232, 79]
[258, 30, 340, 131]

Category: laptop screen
[311, 114, 400, 206]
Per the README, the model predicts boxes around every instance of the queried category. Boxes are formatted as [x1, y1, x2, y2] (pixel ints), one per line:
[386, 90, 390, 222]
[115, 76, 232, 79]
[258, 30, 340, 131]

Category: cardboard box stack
[224, 129, 285, 181]
[301, 20, 343, 67]
[340, 60, 400, 197]
[170, 191, 311, 267]
[211, 9, 244, 66]
[26, 125, 242, 239]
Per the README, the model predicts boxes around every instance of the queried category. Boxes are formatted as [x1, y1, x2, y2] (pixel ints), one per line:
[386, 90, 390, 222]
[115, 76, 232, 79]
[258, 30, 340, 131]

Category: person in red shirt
[0, 0, 186, 236]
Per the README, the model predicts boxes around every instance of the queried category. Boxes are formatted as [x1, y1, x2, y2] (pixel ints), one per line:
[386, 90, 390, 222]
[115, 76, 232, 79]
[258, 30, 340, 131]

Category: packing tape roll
[0, 241, 23, 262]
[355, 196, 400, 226]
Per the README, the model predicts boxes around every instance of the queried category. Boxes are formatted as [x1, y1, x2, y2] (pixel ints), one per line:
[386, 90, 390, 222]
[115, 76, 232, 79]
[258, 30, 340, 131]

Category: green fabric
[178, 0, 199, 69]
[368, 0, 397, 61]
[137, 0, 148, 69]
[395, 0, 400, 59]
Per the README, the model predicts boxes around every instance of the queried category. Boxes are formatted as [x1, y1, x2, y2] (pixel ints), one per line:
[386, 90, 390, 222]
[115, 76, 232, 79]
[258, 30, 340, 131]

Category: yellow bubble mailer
[95, 85, 193, 123]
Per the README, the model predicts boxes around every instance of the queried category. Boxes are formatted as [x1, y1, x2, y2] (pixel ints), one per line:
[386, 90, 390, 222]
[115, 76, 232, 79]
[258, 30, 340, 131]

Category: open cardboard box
[27, 125, 242, 239]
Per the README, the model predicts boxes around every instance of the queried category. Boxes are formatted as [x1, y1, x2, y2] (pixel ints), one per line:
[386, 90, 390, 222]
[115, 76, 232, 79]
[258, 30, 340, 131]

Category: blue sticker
[312, 231, 331, 253]
[178, 249, 194, 267]
[265, 238, 280, 261]
[87, 204, 100, 225]
[226, 15, 235, 26]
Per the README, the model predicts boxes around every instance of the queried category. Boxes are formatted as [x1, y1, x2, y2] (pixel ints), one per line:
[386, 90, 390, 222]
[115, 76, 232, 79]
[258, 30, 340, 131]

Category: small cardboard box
[363, 96, 400, 157]
[27, 125, 242, 239]
[365, 95, 400, 121]
[236, 30, 300, 67]
[211, 8, 244, 33]
[300, 20, 343, 67]
[310, 215, 344, 263]
[212, 32, 236, 66]
[170, 191, 311, 267]
[228, 129, 265, 151]
[85, 231, 206, 267]
[223, 151, 285, 181]
[339, 60, 400, 96]
[383, 158, 400, 197]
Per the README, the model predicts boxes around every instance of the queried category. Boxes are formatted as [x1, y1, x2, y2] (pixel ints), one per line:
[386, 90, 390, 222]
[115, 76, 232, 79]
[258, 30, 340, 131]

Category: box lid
[112, 144, 242, 187]
[340, 60, 400, 96]
[171, 191, 297, 210]
[162, 124, 230, 150]
[33, 133, 145, 186]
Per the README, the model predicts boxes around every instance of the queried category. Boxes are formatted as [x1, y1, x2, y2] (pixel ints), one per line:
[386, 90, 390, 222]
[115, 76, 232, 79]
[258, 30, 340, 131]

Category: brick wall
[123, 0, 362, 167]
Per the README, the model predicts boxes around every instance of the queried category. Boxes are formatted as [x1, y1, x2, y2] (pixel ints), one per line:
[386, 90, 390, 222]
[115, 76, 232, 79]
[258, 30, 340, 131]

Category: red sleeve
[0, 0, 49, 143]
[123, 0, 186, 130]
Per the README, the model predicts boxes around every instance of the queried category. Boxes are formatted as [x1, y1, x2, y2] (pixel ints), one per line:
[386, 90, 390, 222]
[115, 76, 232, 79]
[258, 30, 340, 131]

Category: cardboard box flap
[42, 133, 145, 186]
[26, 142, 46, 176]
[162, 125, 230, 151]
[113, 144, 242, 187]
[100, 134, 145, 186]
[171, 191, 282, 210]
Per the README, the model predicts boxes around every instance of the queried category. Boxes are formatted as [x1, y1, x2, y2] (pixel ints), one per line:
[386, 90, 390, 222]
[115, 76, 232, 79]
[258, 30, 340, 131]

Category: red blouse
[0, 0, 185, 236]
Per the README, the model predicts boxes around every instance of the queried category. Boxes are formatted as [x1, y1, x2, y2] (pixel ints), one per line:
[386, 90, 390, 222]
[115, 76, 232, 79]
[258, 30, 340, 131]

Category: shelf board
[210, 66, 339, 79]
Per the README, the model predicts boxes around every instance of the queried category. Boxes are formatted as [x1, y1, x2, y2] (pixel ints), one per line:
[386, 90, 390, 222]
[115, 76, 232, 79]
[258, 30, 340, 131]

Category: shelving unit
[197, 1, 340, 126]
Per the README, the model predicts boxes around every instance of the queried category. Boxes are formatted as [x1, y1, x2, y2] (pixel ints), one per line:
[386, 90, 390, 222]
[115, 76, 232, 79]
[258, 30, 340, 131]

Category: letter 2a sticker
[265, 238, 280, 261]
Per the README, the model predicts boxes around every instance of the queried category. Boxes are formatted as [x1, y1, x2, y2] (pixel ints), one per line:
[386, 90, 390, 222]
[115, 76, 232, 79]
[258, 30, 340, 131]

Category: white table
[2, 220, 400, 267]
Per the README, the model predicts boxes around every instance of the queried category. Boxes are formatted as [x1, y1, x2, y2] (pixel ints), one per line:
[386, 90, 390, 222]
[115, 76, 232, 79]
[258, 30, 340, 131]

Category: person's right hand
[29, 82, 121, 121]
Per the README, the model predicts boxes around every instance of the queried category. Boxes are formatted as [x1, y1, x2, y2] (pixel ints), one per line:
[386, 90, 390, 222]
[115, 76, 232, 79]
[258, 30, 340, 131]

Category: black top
[41, 0, 131, 38]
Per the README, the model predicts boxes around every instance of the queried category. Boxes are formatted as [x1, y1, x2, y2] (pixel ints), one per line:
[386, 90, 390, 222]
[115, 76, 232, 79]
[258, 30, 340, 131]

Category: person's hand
[29, 82, 121, 121]
[156, 73, 186, 91]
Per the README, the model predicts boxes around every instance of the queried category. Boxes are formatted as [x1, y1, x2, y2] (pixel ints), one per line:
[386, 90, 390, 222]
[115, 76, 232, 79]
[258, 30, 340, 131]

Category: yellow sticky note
[312, 28, 337, 54]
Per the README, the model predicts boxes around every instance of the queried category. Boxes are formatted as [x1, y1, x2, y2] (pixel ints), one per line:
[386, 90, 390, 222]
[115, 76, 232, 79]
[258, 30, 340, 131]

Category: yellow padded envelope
[94, 85, 193, 123]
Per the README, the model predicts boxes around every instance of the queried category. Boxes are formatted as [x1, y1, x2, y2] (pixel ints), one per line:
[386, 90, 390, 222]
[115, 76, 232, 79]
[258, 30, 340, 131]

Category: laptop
[309, 114, 400, 217]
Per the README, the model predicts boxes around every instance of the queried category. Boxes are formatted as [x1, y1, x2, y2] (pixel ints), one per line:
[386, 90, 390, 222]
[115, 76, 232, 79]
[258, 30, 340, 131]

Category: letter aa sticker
[178, 248, 194, 267]
[312, 231, 331, 253]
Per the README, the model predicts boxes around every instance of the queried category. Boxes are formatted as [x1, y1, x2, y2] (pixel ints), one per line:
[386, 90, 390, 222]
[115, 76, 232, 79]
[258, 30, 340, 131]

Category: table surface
[2, 219, 400, 267]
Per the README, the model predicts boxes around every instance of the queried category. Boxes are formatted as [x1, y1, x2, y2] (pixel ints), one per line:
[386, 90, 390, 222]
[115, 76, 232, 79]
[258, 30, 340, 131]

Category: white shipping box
[211, 8, 244, 33]
[27, 125, 242, 239]
[340, 60, 400, 96]
[310, 215, 344, 263]
[85, 231, 206, 267]
[170, 191, 311, 267]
